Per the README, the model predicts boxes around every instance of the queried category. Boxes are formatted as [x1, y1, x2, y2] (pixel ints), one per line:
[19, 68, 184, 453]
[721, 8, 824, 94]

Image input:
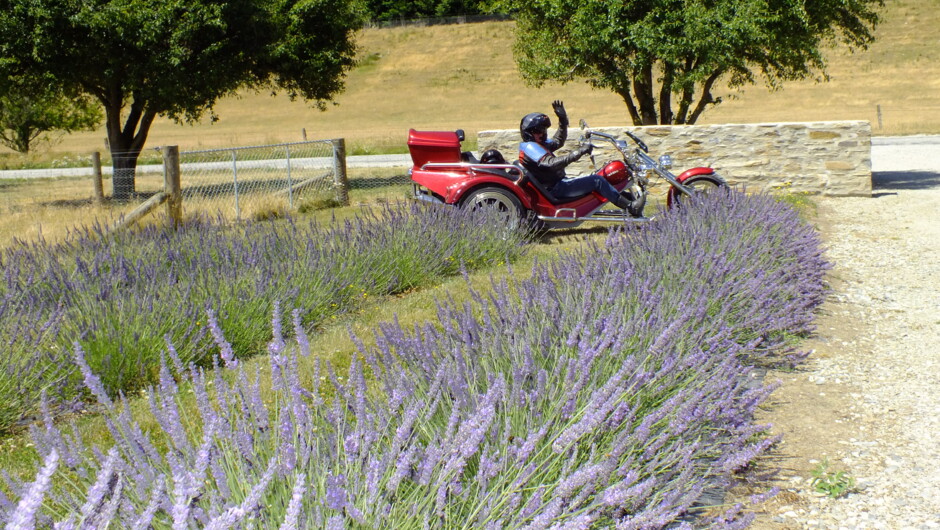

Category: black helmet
[480, 149, 506, 165]
[520, 112, 551, 142]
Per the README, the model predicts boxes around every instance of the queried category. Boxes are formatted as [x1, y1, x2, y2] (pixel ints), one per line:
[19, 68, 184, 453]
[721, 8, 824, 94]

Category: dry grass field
[10, 0, 939, 158]
[0, 0, 937, 246]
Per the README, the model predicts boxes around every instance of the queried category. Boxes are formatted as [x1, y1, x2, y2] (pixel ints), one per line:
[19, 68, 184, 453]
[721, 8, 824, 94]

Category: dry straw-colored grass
[31, 0, 939, 155]
[0, 0, 936, 245]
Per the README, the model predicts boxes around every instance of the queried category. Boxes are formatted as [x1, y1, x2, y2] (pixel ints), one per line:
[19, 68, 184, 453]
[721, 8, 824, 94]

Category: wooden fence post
[163, 146, 183, 228]
[91, 151, 104, 204]
[332, 138, 350, 206]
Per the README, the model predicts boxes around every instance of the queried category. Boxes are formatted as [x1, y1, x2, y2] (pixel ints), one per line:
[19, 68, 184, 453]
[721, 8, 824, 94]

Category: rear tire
[668, 174, 726, 207]
[461, 187, 525, 231]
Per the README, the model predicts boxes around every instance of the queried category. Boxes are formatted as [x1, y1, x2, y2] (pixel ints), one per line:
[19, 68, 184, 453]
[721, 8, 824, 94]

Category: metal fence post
[163, 146, 183, 228]
[231, 149, 241, 220]
[332, 138, 350, 206]
[285, 145, 293, 208]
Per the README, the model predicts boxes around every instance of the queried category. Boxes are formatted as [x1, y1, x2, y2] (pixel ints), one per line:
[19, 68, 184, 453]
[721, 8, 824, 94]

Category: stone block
[478, 120, 872, 197]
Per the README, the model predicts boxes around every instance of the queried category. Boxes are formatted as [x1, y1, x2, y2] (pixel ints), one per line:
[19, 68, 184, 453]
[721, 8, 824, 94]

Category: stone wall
[478, 121, 872, 197]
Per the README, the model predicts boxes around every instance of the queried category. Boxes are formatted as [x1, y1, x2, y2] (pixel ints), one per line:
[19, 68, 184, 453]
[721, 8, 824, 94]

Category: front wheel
[667, 174, 726, 208]
[461, 186, 525, 231]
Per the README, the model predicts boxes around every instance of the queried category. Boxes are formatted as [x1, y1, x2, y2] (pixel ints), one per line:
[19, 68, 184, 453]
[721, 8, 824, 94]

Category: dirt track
[746, 140, 940, 528]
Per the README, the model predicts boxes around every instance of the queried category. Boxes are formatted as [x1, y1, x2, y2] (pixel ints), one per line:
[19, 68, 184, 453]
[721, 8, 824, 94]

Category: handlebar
[580, 122, 694, 197]
[585, 129, 648, 153]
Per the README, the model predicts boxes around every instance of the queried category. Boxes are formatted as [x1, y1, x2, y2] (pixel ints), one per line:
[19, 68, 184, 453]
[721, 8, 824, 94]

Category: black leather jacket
[518, 123, 589, 188]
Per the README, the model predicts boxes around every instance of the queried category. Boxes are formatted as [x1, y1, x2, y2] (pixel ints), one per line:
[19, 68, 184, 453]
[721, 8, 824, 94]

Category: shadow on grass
[348, 173, 410, 190]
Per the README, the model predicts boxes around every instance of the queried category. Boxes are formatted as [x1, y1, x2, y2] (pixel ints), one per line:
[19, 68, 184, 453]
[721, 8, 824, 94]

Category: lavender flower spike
[6, 450, 59, 530]
[278, 473, 307, 530]
[206, 308, 238, 368]
[79, 448, 119, 520]
[71, 343, 113, 409]
[203, 457, 278, 530]
[291, 309, 311, 358]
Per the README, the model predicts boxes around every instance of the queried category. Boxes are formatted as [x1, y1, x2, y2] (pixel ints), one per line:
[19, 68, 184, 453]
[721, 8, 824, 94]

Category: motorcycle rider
[518, 100, 635, 211]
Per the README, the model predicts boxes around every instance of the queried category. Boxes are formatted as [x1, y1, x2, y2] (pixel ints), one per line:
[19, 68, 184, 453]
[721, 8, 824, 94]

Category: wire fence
[177, 140, 344, 222]
[367, 14, 510, 29]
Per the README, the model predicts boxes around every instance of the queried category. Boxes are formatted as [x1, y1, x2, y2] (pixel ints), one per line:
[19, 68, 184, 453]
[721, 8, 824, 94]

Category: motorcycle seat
[512, 161, 565, 204]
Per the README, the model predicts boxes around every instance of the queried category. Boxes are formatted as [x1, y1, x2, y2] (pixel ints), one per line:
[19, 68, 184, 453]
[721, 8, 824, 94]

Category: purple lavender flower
[205, 308, 238, 369]
[268, 301, 285, 357]
[79, 448, 119, 520]
[89, 474, 123, 529]
[278, 473, 306, 530]
[291, 309, 310, 358]
[7, 450, 58, 530]
[325, 515, 345, 530]
[130, 478, 165, 530]
[71, 343, 113, 409]
[325, 473, 347, 512]
[202, 457, 277, 530]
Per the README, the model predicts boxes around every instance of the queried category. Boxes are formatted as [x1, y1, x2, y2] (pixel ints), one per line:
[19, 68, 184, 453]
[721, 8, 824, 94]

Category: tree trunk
[110, 148, 140, 201]
[102, 90, 158, 201]
[687, 71, 723, 124]
[615, 86, 642, 126]
[632, 65, 658, 125]
[658, 65, 675, 125]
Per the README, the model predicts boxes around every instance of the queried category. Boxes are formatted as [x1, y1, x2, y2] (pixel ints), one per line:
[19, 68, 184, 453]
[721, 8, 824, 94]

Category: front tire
[668, 174, 726, 208]
[461, 187, 525, 231]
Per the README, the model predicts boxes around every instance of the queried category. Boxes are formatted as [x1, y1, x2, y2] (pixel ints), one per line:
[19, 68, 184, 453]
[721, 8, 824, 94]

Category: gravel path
[748, 138, 940, 528]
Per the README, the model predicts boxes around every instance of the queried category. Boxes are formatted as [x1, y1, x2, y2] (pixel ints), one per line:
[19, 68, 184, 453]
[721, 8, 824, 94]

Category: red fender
[446, 176, 534, 209]
[676, 167, 716, 182]
[667, 167, 719, 207]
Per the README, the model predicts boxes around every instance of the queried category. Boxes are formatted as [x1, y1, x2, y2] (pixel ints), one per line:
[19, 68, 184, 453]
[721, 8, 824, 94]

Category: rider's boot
[612, 192, 646, 218]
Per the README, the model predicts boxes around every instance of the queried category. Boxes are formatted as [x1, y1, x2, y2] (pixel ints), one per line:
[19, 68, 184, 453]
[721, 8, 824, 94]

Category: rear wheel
[461, 187, 525, 231]
[668, 174, 726, 207]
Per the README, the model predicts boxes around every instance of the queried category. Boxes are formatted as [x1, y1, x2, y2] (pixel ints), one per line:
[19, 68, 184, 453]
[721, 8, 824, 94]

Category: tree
[491, 0, 882, 125]
[0, 0, 364, 199]
[0, 77, 101, 154]
[365, 0, 489, 22]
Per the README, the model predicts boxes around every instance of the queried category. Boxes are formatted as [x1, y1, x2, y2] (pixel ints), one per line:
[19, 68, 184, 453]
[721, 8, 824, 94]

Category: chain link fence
[176, 140, 345, 222]
[367, 14, 511, 28]
[110, 150, 166, 202]
[340, 154, 413, 206]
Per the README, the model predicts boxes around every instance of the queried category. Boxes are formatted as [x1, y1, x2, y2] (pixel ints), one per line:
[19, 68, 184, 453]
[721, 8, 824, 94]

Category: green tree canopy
[0, 76, 101, 154]
[0, 0, 364, 199]
[492, 0, 882, 125]
[366, 0, 489, 22]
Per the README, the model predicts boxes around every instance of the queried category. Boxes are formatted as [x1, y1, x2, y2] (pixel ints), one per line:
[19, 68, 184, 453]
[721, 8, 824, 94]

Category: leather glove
[552, 100, 568, 127]
[578, 142, 593, 156]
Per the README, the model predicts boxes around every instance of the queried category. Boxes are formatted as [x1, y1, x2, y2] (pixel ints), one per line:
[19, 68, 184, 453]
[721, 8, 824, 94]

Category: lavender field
[1, 189, 829, 528]
[0, 203, 528, 434]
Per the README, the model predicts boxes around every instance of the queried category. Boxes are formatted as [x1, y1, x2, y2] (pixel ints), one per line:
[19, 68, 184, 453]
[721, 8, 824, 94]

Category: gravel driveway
[746, 136, 940, 529]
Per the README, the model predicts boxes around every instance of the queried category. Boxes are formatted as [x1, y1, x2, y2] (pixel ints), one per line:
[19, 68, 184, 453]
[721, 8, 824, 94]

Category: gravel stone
[746, 137, 940, 529]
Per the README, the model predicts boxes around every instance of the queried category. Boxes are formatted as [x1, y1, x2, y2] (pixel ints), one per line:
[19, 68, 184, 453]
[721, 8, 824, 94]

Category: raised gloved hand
[552, 100, 568, 127]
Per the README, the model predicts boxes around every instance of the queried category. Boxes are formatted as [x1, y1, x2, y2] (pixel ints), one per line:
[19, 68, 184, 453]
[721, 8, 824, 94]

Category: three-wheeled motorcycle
[408, 121, 725, 230]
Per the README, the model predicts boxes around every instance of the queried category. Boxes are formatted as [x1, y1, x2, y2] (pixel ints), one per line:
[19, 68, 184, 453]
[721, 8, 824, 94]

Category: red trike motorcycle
[408, 120, 725, 230]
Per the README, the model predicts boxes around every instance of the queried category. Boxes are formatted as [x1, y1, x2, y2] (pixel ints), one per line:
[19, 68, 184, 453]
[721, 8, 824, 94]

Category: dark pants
[550, 174, 622, 203]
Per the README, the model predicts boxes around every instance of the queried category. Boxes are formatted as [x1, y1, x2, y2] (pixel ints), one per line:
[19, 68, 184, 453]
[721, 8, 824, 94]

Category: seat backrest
[512, 161, 563, 204]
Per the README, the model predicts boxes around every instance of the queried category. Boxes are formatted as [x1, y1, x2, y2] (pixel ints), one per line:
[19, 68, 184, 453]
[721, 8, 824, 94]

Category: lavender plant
[3, 190, 829, 528]
[0, 202, 527, 433]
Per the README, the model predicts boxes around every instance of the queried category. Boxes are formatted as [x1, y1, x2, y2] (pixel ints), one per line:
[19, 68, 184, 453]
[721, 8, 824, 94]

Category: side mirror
[579, 119, 588, 130]
[455, 129, 465, 142]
